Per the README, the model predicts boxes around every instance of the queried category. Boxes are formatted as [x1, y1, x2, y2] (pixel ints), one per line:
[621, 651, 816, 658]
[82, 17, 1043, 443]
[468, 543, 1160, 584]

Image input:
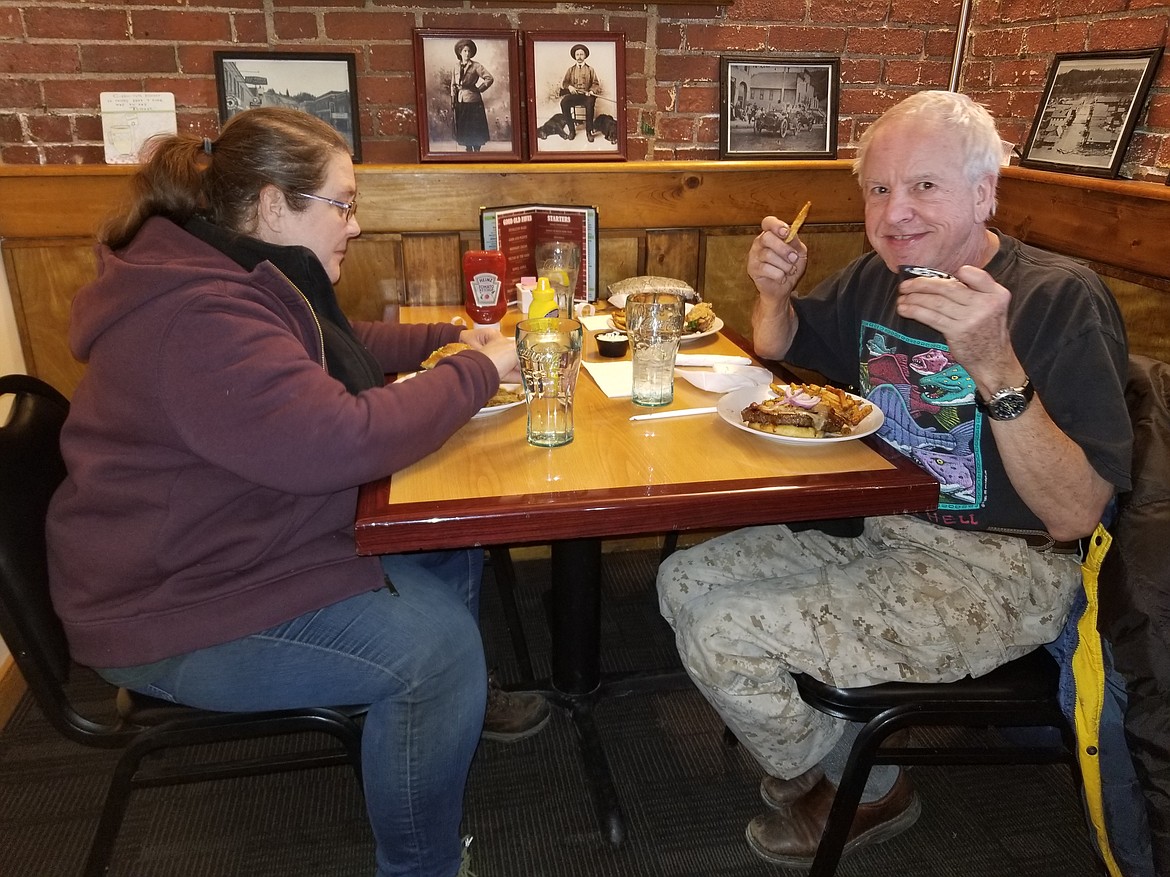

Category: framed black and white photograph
[719, 55, 838, 160]
[214, 51, 361, 162]
[413, 29, 523, 163]
[524, 31, 626, 162]
[1020, 47, 1164, 179]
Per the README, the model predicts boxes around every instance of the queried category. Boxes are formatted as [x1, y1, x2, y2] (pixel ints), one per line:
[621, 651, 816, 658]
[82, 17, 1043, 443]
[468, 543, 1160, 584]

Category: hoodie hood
[70, 216, 383, 394]
[70, 216, 303, 363]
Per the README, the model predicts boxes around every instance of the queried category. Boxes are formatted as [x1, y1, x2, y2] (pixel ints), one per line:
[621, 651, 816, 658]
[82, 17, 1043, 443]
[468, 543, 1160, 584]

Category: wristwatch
[975, 378, 1034, 421]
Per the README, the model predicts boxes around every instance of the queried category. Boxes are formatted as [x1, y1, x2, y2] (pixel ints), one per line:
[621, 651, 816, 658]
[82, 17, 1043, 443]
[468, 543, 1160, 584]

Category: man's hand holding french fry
[748, 203, 812, 360]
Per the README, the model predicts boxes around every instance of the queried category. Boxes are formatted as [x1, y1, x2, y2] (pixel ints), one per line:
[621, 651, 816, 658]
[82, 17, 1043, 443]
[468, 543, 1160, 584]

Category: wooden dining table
[354, 304, 939, 845]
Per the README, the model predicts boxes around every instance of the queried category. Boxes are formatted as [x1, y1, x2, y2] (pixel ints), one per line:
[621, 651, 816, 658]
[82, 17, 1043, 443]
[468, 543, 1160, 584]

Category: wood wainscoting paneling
[2, 161, 1168, 401]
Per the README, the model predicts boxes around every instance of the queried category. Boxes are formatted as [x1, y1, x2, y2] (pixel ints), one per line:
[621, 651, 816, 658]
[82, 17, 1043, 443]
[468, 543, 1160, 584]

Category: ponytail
[100, 134, 207, 250]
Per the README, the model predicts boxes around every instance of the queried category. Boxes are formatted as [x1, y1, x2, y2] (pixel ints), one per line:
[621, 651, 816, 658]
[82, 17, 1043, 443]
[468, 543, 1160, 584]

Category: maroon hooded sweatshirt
[47, 216, 498, 668]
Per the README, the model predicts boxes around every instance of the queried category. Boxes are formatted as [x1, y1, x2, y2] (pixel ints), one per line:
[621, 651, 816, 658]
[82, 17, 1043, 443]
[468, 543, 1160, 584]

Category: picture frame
[719, 55, 838, 160]
[1019, 47, 1164, 179]
[413, 29, 523, 163]
[524, 31, 626, 162]
[214, 51, 361, 162]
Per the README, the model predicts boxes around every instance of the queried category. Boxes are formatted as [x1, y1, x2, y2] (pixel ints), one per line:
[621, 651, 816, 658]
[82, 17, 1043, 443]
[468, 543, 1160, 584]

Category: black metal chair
[0, 374, 367, 876]
[792, 639, 1079, 875]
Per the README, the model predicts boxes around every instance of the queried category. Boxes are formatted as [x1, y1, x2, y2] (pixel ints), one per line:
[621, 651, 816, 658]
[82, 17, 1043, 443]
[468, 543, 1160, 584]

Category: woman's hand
[459, 326, 504, 349]
[460, 328, 520, 382]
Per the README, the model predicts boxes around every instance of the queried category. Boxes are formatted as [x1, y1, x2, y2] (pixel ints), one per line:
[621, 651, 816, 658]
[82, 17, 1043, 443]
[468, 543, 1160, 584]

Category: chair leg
[660, 531, 679, 562]
[488, 547, 535, 682]
[806, 717, 907, 877]
[83, 747, 142, 877]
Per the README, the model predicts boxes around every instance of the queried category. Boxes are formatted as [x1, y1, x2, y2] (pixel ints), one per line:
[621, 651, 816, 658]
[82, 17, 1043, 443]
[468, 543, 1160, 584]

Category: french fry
[784, 200, 812, 243]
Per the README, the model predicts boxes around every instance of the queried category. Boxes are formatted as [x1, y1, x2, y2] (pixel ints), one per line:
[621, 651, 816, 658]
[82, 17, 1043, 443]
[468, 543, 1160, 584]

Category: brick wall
[0, 0, 1167, 179]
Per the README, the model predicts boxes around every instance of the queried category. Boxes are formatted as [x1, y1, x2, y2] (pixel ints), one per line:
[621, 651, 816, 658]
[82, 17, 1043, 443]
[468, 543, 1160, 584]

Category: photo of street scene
[721, 58, 837, 159]
[216, 53, 359, 159]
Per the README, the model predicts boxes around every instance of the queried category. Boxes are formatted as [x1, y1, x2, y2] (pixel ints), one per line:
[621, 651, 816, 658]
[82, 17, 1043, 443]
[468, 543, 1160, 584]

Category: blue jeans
[99, 550, 487, 877]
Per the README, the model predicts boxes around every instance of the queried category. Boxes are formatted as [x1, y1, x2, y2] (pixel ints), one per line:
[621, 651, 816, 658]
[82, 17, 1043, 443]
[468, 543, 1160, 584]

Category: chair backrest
[0, 375, 123, 744]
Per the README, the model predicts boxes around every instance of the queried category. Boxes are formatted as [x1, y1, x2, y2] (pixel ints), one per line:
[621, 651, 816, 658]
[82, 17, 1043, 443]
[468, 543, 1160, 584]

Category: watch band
[975, 378, 1034, 421]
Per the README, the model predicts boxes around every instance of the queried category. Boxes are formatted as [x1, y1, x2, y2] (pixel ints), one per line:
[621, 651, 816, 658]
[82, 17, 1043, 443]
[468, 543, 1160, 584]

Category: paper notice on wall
[100, 92, 177, 164]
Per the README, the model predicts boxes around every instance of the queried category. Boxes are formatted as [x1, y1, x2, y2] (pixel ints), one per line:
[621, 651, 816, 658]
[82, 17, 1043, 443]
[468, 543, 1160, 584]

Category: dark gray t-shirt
[787, 230, 1132, 533]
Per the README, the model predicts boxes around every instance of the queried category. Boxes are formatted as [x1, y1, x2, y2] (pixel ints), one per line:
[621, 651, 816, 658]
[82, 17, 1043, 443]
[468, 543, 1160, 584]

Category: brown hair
[101, 108, 351, 251]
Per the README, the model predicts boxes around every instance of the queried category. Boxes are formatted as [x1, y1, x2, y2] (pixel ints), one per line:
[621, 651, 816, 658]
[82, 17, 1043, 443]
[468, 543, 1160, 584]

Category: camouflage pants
[657, 515, 1080, 780]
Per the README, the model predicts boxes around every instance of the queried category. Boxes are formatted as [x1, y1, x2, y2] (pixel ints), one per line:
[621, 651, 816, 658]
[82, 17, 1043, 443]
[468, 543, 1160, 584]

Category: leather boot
[745, 771, 920, 867]
[760, 766, 824, 809]
[761, 730, 912, 809]
[481, 671, 551, 743]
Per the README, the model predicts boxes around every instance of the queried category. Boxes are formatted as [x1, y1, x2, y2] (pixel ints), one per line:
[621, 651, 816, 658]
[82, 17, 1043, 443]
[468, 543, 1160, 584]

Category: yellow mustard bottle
[527, 277, 559, 319]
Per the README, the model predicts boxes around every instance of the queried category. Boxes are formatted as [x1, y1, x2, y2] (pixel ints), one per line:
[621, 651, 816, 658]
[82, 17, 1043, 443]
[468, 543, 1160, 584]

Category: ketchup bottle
[462, 250, 508, 329]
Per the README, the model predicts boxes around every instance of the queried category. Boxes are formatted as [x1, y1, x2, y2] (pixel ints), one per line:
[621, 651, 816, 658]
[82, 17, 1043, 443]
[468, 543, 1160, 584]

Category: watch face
[989, 391, 1029, 420]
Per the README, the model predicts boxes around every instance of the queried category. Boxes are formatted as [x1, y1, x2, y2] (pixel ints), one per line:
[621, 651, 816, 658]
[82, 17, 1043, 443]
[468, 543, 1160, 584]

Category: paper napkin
[675, 365, 773, 393]
[674, 353, 753, 367]
[582, 360, 633, 398]
[579, 314, 613, 333]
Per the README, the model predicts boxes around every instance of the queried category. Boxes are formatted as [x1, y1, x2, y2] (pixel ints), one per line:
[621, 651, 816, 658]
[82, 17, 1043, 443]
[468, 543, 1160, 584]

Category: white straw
[629, 406, 718, 422]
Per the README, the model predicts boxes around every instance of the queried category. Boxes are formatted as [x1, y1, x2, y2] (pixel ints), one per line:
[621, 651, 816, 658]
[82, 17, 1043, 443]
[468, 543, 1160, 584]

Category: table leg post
[550, 538, 602, 695]
[548, 537, 627, 847]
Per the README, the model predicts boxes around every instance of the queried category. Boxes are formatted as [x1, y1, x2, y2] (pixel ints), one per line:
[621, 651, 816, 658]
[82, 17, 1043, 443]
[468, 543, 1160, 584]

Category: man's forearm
[751, 294, 799, 361]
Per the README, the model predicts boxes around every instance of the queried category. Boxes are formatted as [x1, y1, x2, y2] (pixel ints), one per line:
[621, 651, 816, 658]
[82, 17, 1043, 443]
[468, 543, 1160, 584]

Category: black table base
[495, 539, 690, 848]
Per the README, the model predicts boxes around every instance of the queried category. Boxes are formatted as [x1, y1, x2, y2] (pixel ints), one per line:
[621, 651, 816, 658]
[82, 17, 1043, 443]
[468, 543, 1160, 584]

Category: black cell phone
[899, 265, 953, 281]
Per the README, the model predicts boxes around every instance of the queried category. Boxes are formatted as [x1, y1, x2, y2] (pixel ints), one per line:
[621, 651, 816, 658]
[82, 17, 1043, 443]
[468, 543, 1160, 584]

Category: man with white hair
[658, 90, 1132, 866]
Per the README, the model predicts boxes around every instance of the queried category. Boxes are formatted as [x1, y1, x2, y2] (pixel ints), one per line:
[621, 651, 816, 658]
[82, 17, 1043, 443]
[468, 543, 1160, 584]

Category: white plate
[716, 384, 885, 445]
[681, 317, 724, 343]
[474, 384, 524, 418]
[605, 314, 724, 342]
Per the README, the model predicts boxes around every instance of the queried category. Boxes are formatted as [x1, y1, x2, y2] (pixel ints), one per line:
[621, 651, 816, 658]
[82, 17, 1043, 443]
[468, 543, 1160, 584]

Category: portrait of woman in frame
[413, 29, 523, 163]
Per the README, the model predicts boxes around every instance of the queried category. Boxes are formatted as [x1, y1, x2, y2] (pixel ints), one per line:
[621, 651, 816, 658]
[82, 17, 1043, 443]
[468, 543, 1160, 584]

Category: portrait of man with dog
[527, 33, 625, 158]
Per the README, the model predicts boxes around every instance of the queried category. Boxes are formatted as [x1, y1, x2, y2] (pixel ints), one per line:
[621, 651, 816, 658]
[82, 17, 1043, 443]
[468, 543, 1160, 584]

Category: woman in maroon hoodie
[46, 108, 532, 877]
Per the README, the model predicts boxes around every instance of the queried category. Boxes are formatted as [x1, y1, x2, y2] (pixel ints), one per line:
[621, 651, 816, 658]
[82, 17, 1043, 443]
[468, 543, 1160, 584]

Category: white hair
[853, 91, 1003, 196]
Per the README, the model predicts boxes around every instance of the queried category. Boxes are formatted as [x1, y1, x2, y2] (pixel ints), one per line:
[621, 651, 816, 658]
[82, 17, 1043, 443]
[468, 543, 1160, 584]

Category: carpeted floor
[0, 545, 1104, 876]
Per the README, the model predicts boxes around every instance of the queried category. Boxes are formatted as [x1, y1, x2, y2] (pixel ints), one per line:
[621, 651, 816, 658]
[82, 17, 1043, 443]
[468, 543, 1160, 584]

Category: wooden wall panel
[354, 162, 863, 233]
[4, 244, 92, 396]
[400, 234, 463, 305]
[645, 229, 701, 290]
[701, 232, 757, 339]
[996, 168, 1170, 281]
[1103, 276, 1170, 364]
[597, 235, 640, 295]
[334, 234, 405, 322]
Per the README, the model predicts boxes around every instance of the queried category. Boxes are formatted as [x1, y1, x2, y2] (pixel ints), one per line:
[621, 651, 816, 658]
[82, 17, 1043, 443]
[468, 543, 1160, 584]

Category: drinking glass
[626, 292, 684, 407]
[516, 318, 584, 447]
[535, 241, 581, 319]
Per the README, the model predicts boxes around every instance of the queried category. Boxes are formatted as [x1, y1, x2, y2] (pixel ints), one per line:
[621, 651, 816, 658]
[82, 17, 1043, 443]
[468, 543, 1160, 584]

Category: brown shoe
[481, 672, 551, 743]
[760, 766, 824, 809]
[745, 772, 920, 867]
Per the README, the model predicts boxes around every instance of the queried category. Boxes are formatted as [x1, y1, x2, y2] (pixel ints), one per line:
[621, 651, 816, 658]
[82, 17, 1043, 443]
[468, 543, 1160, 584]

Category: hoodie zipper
[273, 268, 327, 371]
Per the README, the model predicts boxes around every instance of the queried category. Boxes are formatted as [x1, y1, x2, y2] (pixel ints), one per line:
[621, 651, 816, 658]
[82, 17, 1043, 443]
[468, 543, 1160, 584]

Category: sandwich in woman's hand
[420, 342, 471, 370]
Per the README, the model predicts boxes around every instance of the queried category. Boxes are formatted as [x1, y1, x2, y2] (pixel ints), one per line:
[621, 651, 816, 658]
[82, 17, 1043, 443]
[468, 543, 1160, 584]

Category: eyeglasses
[296, 191, 358, 222]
